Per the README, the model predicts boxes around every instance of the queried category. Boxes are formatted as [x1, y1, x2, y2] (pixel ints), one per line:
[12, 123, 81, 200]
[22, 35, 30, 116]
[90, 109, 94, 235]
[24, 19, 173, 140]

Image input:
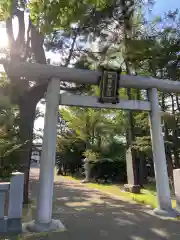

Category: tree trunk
[126, 88, 140, 186]
[124, 44, 140, 186]
[171, 95, 180, 167]
[19, 97, 36, 203]
[161, 93, 174, 178]
[172, 126, 180, 168]
[139, 153, 148, 186]
[136, 89, 147, 186]
[18, 83, 47, 203]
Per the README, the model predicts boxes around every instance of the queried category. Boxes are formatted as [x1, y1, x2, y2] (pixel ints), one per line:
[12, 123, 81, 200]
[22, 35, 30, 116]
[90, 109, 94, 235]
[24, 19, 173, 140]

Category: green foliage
[56, 132, 86, 175]
[28, 0, 112, 32]
[0, 141, 26, 179]
[60, 106, 114, 147]
[133, 136, 152, 155]
[83, 149, 100, 161]
[0, 0, 12, 20]
[0, 75, 22, 179]
[101, 140, 126, 161]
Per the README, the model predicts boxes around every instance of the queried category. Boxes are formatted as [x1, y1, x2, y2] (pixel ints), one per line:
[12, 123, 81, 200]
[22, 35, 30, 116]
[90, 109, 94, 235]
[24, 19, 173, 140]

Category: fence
[0, 172, 24, 234]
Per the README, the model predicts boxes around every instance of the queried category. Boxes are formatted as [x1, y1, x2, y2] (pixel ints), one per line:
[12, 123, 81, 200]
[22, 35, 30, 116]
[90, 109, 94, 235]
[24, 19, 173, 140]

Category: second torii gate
[3, 61, 180, 232]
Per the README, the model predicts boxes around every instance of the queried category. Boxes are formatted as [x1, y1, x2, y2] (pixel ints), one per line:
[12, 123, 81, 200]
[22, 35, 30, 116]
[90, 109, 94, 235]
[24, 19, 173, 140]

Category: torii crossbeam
[2, 60, 180, 92]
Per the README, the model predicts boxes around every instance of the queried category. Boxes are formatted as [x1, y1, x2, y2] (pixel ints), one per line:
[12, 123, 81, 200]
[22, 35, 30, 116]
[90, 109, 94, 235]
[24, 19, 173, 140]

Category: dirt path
[26, 168, 180, 240]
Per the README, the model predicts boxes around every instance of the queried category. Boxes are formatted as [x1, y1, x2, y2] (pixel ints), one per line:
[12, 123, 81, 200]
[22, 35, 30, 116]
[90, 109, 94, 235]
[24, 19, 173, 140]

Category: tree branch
[12, 0, 18, 12]
[20, 82, 48, 105]
[30, 22, 46, 64]
[23, 17, 31, 60]
[16, 10, 25, 54]
[64, 30, 78, 67]
[6, 17, 17, 60]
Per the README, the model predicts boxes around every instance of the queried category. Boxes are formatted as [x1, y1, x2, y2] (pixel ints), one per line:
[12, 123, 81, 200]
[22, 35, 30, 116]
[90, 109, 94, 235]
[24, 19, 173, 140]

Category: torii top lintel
[2, 60, 180, 93]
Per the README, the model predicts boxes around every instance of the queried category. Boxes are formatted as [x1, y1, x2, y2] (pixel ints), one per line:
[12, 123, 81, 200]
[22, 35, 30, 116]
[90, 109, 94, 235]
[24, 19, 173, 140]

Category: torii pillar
[148, 88, 177, 217]
[24, 78, 65, 232]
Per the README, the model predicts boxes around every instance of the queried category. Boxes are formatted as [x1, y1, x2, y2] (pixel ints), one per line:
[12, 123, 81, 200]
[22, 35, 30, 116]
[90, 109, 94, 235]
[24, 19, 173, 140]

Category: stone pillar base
[0, 217, 22, 235]
[22, 219, 66, 233]
[153, 208, 180, 218]
[81, 179, 90, 183]
[124, 184, 141, 194]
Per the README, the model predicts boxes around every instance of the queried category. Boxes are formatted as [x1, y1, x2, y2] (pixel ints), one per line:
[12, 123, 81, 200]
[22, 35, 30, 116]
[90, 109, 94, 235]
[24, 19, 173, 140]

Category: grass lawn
[54, 174, 176, 209]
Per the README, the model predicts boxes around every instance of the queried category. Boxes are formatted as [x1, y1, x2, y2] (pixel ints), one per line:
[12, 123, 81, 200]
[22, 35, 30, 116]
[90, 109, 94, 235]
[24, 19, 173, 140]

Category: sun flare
[0, 18, 19, 50]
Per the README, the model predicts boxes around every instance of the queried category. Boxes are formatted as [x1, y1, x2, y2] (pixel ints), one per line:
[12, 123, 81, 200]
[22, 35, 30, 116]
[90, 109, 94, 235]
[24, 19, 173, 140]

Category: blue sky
[151, 0, 180, 15]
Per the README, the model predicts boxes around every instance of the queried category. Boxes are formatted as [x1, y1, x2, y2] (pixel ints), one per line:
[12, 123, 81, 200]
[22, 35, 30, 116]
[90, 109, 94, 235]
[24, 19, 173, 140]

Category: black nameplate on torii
[98, 67, 121, 104]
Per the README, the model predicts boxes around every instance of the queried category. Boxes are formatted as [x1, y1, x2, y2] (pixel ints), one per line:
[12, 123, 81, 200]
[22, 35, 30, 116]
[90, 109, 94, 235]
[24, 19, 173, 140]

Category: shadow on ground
[13, 176, 179, 240]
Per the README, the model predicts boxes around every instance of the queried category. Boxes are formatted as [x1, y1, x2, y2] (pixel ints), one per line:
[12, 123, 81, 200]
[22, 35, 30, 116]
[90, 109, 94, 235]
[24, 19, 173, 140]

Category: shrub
[90, 158, 127, 183]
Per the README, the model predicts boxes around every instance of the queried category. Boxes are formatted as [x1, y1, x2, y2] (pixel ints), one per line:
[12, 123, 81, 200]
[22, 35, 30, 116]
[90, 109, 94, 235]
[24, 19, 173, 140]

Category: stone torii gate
[4, 61, 180, 232]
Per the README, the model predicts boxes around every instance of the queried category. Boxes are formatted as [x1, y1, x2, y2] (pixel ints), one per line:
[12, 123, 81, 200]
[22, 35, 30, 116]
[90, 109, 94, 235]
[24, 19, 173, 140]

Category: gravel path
[25, 167, 180, 240]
